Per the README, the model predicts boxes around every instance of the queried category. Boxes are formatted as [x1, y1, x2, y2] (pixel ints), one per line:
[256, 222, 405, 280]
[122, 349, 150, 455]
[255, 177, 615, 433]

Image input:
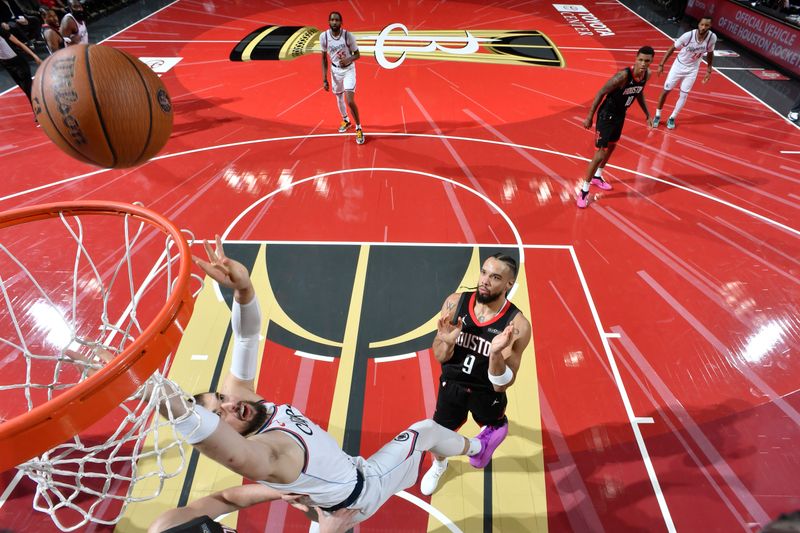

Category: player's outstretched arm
[194, 236, 262, 401]
[148, 484, 283, 532]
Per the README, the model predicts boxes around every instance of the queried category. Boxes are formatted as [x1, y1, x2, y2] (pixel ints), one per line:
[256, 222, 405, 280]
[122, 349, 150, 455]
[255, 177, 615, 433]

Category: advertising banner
[687, 0, 800, 77]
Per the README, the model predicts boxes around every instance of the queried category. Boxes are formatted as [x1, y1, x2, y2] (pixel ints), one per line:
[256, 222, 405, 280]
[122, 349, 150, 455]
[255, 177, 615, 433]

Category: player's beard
[476, 287, 503, 304]
[241, 401, 270, 436]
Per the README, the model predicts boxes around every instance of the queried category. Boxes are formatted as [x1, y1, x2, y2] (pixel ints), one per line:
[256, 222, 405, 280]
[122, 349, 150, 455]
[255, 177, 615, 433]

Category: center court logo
[371, 23, 484, 69]
[553, 4, 615, 37]
[230, 24, 565, 68]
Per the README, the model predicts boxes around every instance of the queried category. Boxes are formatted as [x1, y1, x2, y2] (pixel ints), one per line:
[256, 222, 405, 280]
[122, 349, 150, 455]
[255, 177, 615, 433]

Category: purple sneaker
[469, 422, 509, 468]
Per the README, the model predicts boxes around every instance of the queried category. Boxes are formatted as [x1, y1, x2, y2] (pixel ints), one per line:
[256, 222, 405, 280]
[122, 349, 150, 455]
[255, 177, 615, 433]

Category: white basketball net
[0, 206, 202, 531]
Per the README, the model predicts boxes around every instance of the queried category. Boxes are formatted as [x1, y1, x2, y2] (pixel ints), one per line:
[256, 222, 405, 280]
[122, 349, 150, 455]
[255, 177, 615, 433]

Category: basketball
[32, 44, 173, 168]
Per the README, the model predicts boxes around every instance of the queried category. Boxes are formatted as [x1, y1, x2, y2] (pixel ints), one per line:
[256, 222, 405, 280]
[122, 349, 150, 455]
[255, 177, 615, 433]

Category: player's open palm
[437, 314, 463, 345]
[490, 325, 515, 356]
[193, 235, 252, 291]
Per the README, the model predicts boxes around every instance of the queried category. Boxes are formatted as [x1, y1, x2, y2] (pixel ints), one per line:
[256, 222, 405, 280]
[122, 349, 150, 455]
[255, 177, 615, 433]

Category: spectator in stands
[39, 0, 66, 18]
[668, 0, 689, 22]
[0, 21, 42, 110]
[61, 0, 86, 45]
[41, 7, 63, 53]
[0, 0, 42, 44]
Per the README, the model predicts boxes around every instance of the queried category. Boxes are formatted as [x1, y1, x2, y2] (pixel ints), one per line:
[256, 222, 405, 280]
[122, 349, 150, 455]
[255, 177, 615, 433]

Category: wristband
[488, 365, 514, 386]
[175, 404, 220, 444]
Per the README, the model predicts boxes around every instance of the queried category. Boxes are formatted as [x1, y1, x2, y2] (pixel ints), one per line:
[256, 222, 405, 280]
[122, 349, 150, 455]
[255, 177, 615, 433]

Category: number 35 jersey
[441, 291, 519, 391]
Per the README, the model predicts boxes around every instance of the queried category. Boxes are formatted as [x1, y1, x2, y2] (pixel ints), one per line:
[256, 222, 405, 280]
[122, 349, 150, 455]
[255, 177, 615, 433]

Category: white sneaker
[420, 459, 448, 495]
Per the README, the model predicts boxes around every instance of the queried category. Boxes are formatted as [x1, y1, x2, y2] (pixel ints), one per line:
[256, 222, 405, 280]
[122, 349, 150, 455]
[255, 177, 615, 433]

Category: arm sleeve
[231, 297, 262, 381]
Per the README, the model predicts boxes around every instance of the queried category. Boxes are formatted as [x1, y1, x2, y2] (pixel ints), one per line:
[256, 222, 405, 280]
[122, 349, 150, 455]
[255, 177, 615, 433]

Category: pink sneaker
[576, 194, 588, 208]
[469, 422, 508, 468]
[590, 177, 612, 190]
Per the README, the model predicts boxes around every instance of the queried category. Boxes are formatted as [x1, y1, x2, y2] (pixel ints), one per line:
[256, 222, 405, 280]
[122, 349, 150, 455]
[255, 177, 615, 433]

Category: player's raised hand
[490, 325, 515, 356]
[436, 313, 463, 346]
[193, 235, 252, 291]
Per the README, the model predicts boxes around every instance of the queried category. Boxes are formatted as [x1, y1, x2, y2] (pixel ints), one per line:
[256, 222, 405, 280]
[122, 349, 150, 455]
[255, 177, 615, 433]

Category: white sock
[356, 124, 361, 130]
[466, 438, 481, 456]
[594, 167, 604, 179]
[581, 181, 590, 192]
[655, 108, 661, 118]
[433, 458, 448, 470]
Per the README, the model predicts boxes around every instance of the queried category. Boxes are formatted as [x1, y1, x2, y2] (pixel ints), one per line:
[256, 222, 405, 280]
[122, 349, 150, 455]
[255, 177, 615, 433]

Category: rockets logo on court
[553, 5, 615, 37]
[230, 24, 565, 68]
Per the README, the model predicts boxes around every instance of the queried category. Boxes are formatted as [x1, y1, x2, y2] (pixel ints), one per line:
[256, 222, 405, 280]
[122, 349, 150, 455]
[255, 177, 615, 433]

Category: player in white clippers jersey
[653, 16, 716, 130]
[321, 11, 365, 145]
[61, 0, 88, 46]
[147, 237, 497, 533]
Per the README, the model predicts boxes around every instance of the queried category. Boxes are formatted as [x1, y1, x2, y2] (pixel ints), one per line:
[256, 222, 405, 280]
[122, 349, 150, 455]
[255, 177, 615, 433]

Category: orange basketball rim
[0, 201, 195, 472]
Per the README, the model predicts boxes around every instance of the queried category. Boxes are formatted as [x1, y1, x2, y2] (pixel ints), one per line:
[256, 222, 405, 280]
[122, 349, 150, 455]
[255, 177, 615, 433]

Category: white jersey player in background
[653, 16, 716, 130]
[144, 237, 506, 533]
[321, 11, 365, 145]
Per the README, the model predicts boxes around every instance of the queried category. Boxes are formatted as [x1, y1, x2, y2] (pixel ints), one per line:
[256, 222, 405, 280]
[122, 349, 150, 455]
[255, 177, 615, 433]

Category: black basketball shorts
[432, 379, 508, 430]
[595, 114, 625, 148]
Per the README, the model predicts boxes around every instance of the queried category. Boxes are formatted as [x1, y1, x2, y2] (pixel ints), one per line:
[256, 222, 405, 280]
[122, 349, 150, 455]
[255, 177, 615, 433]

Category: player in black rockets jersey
[577, 46, 655, 209]
[421, 253, 532, 495]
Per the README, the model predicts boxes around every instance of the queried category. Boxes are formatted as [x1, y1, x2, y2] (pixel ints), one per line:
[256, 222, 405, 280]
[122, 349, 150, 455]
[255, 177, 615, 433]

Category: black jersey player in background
[577, 45, 655, 209]
[420, 253, 532, 495]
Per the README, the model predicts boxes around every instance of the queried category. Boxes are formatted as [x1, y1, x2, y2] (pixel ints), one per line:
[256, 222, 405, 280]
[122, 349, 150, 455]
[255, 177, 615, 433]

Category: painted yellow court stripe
[326, 244, 370, 445]
[241, 26, 279, 62]
[492, 262, 547, 533]
[117, 244, 271, 532]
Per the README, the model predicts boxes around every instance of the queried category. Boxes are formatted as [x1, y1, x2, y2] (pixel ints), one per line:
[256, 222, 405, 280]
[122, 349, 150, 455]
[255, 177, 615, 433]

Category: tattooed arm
[432, 293, 463, 363]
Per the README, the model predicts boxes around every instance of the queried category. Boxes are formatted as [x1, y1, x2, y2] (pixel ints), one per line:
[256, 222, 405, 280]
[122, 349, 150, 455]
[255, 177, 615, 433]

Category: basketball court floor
[1, 1, 800, 532]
